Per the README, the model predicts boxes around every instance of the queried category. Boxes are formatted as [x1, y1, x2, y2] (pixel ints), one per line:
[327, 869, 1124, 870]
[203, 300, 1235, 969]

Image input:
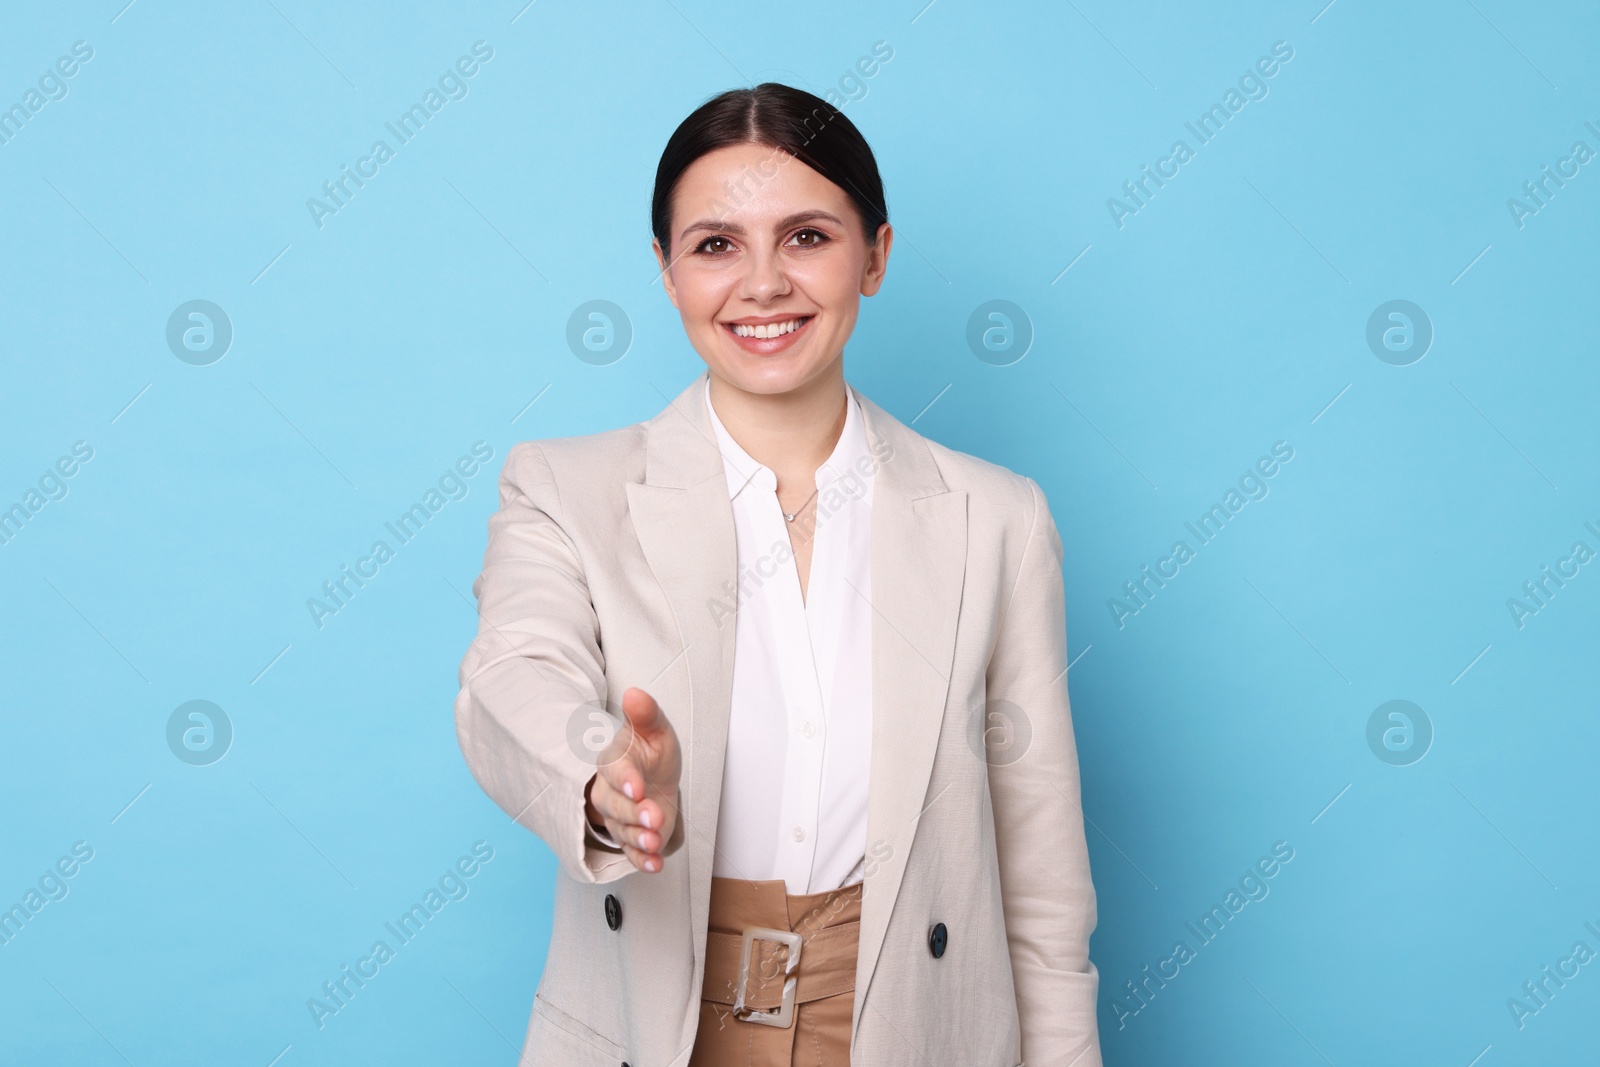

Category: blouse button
[802, 721, 816, 739]
[604, 893, 622, 931]
[791, 826, 806, 843]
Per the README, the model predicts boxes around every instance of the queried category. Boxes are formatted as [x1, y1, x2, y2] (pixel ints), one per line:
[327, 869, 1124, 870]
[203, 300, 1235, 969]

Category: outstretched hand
[584, 687, 682, 874]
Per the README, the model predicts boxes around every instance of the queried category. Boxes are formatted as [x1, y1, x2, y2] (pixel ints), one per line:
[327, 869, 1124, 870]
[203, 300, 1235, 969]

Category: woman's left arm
[984, 476, 1102, 1067]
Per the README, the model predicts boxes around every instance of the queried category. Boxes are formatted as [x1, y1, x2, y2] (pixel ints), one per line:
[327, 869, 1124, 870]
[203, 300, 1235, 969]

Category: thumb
[622, 687, 663, 739]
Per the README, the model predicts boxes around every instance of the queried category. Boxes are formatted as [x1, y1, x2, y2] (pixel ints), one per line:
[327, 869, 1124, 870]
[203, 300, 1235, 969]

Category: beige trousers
[688, 875, 862, 1067]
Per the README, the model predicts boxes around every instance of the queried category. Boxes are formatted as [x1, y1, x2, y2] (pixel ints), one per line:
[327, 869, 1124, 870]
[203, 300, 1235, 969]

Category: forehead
[672, 142, 852, 225]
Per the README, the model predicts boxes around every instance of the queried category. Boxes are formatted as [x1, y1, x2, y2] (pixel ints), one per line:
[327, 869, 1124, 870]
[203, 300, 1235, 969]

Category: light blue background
[2, 1, 1596, 1064]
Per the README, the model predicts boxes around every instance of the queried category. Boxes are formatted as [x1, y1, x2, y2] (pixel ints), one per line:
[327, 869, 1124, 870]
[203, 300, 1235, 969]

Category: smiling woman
[455, 81, 1102, 1067]
[648, 86, 891, 413]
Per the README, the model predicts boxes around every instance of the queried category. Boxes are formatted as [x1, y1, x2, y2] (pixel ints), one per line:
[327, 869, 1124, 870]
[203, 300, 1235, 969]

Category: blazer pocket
[530, 993, 627, 1063]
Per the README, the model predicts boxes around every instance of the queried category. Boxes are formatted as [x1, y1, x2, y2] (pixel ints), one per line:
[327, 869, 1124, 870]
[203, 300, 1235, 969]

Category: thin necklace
[783, 487, 819, 523]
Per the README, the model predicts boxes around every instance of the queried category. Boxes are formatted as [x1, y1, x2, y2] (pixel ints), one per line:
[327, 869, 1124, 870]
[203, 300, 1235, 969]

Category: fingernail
[640, 809, 652, 829]
[623, 782, 636, 800]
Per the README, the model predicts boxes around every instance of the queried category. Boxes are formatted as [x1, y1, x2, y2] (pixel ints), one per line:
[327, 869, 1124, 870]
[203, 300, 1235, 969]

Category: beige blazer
[454, 369, 1101, 1066]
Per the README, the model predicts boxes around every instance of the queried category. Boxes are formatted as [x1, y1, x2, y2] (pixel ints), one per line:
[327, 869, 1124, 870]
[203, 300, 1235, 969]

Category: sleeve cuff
[585, 819, 624, 852]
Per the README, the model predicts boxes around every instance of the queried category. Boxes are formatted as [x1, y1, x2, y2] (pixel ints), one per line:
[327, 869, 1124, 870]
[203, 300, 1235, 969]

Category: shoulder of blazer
[907, 434, 1064, 630]
[496, 384, 1053, 546]
[497, 422, 648, 514]
[910, 429, 1046, 538]
[848, 384, 1040, 521]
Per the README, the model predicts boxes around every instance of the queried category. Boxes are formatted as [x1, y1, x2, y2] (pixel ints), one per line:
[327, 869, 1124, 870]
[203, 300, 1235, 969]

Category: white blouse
[703, 378, 876, 895]
[588, 379, 876, 895]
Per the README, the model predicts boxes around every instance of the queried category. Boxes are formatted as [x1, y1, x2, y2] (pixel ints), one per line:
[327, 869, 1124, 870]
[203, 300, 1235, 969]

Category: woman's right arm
[453, 441, 682, 884]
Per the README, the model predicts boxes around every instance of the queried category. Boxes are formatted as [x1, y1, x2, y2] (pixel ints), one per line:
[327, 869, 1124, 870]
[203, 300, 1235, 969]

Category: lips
[721, 314, 814, 353]
[724, 315, 812, 339]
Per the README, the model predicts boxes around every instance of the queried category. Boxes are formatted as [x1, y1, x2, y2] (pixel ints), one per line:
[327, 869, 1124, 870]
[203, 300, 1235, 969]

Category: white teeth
[731, 317, 806, 339]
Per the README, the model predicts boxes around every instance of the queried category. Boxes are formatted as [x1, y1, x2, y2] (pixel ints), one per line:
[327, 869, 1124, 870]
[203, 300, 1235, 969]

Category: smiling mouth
[724, 316, 812, 339]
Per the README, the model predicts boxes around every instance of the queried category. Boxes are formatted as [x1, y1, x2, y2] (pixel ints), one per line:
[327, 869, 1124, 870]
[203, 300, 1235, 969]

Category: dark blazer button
[929, 921, 948, 958]
[604, 893, 622, 931]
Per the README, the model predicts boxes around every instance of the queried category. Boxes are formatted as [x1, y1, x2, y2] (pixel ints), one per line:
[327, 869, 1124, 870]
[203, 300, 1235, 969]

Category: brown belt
[701, 919, 860, 1012]
[692, 877, 861, 1060]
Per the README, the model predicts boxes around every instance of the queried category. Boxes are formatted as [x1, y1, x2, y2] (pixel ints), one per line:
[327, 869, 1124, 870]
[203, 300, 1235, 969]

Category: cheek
[791, 256, 865, 309]
[671, 266, 734, 320]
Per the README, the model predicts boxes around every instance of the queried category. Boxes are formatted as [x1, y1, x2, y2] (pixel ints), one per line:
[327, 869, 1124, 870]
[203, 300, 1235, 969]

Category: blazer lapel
[627, 372, 968, 1047]
[849, 389, 968, 1042]
[625, 373, 738, 987]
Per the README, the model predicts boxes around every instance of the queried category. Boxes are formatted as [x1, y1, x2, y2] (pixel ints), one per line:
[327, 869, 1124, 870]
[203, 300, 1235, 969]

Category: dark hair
[651, 82, 888, 257]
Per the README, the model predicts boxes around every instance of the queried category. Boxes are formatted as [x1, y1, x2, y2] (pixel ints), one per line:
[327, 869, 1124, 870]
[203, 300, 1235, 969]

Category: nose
[734, 243, 791, 304]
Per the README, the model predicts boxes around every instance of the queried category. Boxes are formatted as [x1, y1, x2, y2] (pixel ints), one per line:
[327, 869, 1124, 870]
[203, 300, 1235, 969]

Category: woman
[455, 82, 1101, 1067]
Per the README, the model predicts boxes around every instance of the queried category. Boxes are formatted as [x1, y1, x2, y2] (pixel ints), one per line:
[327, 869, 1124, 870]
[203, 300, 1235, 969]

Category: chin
[711, 357, 831, 398]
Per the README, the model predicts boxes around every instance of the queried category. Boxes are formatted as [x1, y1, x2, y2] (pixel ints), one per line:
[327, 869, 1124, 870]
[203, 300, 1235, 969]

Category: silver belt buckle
[732, 926, 800, 1028]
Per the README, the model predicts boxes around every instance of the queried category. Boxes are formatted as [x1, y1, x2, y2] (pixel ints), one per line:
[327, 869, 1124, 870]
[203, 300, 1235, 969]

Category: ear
[859, 222, 893, 297]
[652, 238, 680, 309]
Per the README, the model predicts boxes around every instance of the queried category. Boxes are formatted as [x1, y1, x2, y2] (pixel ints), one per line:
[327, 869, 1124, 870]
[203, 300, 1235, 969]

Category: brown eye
[791, 228, 827, 247]
[697, 236, 732, 254]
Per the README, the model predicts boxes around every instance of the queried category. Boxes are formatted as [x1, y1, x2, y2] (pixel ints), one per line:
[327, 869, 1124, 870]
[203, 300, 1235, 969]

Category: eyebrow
[677, 209, 845, 244]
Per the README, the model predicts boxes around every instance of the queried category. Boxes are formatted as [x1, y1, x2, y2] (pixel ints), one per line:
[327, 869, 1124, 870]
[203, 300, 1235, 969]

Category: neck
[706, 361, 848, 491]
